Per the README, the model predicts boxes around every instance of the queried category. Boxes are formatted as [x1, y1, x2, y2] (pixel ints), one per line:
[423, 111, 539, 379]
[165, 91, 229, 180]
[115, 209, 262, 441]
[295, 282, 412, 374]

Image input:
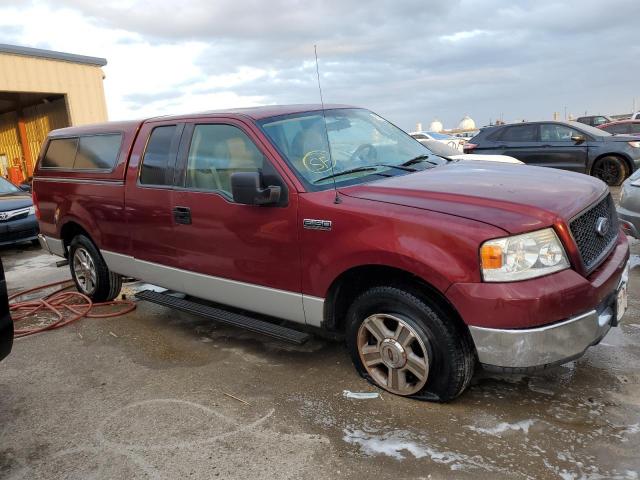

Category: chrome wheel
[357, 313, 430, 396]
[73, 247, 97, 295]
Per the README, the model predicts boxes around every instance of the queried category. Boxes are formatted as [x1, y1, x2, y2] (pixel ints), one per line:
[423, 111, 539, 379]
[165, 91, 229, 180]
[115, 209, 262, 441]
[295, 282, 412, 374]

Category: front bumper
[468, 258, 630, 370]
[0, 214, 39, 246]
[38, 234, 66, 257]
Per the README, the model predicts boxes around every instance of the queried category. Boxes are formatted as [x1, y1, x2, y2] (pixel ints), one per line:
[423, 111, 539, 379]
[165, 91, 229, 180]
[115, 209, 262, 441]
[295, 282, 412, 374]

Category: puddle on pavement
[287, 354, 640, 479]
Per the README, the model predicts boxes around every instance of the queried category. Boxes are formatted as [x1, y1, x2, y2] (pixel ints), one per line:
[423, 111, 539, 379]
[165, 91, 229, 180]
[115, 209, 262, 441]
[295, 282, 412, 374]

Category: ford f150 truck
[33, 105, 630, 401]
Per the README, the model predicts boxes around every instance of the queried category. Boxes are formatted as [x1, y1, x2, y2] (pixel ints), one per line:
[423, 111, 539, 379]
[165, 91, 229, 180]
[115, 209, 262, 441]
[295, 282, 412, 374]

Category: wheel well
[324, 265, 465, 334]
[591, 153, 633, 177]
[60, 222, 93, 258]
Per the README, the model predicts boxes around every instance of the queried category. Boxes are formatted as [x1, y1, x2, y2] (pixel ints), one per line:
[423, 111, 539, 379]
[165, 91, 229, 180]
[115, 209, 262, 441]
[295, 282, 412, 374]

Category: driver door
[171, 119, 305, 324]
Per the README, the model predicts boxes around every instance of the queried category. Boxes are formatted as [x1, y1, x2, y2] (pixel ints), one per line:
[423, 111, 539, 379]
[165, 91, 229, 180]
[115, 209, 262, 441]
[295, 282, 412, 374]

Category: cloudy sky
[1, 0, 638, 130]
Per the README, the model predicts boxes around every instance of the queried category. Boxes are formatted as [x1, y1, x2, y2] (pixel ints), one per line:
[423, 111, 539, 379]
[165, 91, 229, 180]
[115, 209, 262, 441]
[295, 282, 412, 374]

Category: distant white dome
[458, 115, 476, 131]
[429, 119, 443, 133]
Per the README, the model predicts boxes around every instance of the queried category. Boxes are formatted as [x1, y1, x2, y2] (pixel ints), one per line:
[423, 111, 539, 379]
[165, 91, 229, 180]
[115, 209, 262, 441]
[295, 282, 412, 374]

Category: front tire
[69, 235, 122, 302]
[345, 286, 475, 402]
[591, 156, 627, 186]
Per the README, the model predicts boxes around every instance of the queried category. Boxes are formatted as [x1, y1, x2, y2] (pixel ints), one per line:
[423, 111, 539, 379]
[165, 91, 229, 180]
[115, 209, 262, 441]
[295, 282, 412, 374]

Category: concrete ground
[1, 205, 639, 479]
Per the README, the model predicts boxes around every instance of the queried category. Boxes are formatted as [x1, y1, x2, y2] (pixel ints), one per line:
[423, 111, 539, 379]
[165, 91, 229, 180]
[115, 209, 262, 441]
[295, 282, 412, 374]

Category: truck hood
[0, 193, 33, 211]
[341, 161, 607, 234]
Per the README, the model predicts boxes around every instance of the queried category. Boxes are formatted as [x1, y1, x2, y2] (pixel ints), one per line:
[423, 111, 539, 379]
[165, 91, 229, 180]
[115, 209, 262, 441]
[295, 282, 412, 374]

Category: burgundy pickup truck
[33, 105, 630, 401]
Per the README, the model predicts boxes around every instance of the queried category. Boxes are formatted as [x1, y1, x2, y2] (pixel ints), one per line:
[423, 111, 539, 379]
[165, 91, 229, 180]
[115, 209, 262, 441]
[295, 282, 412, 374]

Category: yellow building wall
[0, 52, 108, 125]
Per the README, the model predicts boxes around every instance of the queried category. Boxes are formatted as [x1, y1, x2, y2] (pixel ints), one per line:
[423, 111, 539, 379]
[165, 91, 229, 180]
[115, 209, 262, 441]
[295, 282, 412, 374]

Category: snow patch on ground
[342, 427, 506, 474]
[343, 429, 427, 460]
[467, 419, 536, 436]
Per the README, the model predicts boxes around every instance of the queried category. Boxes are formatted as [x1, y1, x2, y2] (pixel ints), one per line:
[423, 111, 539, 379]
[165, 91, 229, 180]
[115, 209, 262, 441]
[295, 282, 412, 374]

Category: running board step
[135, 289, 311, 345]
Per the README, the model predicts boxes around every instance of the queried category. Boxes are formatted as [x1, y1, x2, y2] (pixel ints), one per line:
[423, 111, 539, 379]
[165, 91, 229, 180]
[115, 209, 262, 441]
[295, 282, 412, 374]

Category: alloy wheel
[356, 313, 430, 395]
[73, 247, 97, 295]
[592, 159, 621, 185]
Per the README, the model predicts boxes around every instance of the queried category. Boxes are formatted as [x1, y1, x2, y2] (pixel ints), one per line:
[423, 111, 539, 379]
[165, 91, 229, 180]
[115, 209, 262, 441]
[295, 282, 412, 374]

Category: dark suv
[0, 257, 12, 362]
[465, 121, 640, 185]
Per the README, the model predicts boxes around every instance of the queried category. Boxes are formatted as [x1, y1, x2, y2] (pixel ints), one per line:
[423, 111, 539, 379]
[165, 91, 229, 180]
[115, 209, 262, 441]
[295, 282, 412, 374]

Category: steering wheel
[350, 143, 377, 164]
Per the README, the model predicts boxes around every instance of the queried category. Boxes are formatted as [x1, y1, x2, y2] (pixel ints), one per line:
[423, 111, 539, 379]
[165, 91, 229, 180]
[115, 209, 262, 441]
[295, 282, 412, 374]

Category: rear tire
[345, 286, 476, 402]
[591, 156, 627, 186]
[69, 235, 122, 302]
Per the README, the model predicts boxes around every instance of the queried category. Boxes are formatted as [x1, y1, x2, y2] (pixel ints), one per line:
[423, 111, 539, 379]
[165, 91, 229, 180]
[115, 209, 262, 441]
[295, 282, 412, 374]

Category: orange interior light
[481, 244, 503, 269]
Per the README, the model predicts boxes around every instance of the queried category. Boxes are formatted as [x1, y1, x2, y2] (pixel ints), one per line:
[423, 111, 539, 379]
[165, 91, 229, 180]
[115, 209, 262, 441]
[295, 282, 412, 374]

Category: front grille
[569, 194, 618, 272]
[0, 212, 28, 222]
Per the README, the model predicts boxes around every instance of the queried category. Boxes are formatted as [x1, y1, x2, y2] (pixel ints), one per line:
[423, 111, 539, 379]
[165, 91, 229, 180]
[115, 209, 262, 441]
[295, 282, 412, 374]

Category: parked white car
[418, 139, 523, 164]
[631, 112, 640, 121]
[410, 131, 465, 152]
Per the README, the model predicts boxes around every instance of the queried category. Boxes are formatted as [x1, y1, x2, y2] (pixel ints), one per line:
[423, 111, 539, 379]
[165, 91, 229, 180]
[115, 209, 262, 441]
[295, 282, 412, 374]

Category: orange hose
[9, 280, 136, 338]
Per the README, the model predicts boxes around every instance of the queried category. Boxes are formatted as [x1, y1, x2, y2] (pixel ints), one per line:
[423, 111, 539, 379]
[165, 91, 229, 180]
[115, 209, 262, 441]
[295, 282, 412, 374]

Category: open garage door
[0, 92, 70, 182]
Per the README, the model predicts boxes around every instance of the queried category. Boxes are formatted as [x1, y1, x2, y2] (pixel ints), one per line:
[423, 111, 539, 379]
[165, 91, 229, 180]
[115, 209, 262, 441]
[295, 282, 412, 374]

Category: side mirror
[18, 184, 31, 193]
[571, 134, 586, 144]
[230, 171, 281, 206]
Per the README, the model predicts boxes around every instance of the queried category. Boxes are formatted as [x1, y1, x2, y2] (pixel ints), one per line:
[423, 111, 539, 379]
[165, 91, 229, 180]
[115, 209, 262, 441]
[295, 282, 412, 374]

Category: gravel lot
[1, 191, 639, 479]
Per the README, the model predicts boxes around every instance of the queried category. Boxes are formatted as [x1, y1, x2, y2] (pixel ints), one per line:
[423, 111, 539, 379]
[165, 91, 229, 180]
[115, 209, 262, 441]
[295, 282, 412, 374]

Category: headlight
[28, 206, 35, 215]
[628, 141, 640, 148]
[480, 228, 569, 282]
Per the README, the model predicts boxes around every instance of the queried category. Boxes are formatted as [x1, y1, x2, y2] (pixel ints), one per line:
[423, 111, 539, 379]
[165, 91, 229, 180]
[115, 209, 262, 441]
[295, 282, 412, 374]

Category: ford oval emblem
[595, 217, 610, 237]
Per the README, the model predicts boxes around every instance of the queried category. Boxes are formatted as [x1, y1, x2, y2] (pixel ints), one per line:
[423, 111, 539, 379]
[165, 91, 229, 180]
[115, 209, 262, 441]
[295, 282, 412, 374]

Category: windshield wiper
[313, 166, 389, 184]
[401, 154, 440, 167]
[377, 163, 418, 172]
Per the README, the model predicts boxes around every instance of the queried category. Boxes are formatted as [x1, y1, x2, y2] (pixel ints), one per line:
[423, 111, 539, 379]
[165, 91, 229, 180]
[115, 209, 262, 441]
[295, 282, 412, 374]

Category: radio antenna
[314, 45, 340, 204]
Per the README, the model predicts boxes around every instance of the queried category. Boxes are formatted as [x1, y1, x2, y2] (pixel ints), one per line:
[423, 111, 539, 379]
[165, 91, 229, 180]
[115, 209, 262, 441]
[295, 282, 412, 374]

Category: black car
[465, 121, 640, 185]
[576, 115, 612, 127]
[0, 177, 39, 246]
[0, 257, 12, 361]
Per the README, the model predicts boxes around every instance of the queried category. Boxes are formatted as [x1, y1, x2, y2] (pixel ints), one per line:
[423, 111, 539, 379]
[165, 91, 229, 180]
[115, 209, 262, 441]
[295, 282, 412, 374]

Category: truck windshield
[259, 108, 444, 190]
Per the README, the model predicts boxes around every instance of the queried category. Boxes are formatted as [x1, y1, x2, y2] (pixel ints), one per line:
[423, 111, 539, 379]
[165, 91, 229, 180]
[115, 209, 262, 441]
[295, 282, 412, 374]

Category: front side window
[631, 123, 640, 134]
[185, 124, 264, 195]
[540, 124, 580, 142]
[259, 108, 443, 189]
[140, 125, 179, 186]
[498, 125, 538, 142]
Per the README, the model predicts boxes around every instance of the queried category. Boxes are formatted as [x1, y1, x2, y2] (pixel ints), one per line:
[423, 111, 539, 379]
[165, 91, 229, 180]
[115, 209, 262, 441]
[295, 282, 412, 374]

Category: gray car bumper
[469, 260, 630, 371]
[618, 206, 639, 238]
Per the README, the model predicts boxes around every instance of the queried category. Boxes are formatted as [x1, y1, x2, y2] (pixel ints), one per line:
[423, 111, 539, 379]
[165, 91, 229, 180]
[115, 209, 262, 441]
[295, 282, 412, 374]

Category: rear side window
[604, 123, 631, 135]
[42, 134, 122, 170]
[497, 124, 538, 142]
[42, 138, 78, 168]
[140, 125, 179, 186]
[74, 134, 122, 169]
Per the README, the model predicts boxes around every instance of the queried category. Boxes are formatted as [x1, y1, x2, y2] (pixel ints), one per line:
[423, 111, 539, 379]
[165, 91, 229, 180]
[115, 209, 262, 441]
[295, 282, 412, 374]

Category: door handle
[173, 206, 192, 225]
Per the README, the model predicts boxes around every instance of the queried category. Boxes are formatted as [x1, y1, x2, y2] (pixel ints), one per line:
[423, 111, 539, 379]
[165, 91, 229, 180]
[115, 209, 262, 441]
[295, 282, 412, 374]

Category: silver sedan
[618, 169, 640, 238]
